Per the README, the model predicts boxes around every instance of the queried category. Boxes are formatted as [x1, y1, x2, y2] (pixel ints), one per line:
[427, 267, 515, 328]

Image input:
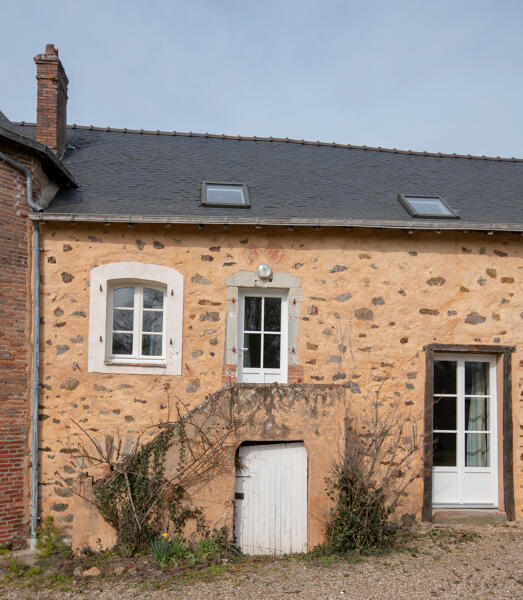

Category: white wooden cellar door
[234, 442, 308, 555]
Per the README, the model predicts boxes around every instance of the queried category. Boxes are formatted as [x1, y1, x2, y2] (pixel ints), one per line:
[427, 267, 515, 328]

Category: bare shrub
[60, 384, 269, 555]
[326, 384, 424, 553]
[326, 325, 425, 553]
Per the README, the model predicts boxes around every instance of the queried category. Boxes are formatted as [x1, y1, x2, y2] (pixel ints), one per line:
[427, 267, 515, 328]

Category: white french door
[237, 290, 287, 383]
[432, 355, 498, 507]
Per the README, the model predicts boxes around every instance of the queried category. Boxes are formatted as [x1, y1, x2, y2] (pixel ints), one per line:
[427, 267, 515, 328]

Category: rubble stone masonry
[33, 222, 522, 542]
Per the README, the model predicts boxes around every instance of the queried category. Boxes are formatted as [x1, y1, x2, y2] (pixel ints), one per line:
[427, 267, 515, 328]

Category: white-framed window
[88, 262, 183, 375]
[108, 283, 166, 364]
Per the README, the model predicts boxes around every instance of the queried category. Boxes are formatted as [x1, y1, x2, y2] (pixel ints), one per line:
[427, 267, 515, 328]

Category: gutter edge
[28, 212, 523, 233]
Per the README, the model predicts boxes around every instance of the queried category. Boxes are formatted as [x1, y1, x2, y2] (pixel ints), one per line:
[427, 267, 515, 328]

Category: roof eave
[27, 212, 523, 233]
[0, 126, 76, 187]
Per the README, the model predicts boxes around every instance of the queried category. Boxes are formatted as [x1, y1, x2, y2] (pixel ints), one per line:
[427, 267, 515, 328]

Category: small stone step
[11, 548, 38, 567]
[432, 509, 507, 526]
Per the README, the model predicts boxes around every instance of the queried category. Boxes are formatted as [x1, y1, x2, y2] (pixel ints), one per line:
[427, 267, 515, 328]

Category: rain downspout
[0, 151, 42, 549]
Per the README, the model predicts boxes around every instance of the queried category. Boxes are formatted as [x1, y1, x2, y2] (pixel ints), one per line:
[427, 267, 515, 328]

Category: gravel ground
[1, 523, 521, 600]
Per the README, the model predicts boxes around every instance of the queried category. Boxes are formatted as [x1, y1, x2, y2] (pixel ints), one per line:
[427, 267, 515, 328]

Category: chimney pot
[45, 43, 58, 56]
[34, 43, 68, 157]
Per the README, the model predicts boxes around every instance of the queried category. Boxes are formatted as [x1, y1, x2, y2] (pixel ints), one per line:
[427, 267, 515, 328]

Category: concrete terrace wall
[35, 223, 522, 543]
[0, 142, 45, 546]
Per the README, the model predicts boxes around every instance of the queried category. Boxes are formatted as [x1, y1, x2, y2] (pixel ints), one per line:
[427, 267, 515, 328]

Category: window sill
[104, 361, 166, 368]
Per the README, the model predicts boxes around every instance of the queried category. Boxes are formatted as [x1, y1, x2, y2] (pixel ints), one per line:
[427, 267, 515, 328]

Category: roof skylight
[398, 194, 458, 218]
[201, 182, 249, 207]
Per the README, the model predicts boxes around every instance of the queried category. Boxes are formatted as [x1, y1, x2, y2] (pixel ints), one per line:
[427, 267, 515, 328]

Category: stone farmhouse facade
[0, 45, 521, 551]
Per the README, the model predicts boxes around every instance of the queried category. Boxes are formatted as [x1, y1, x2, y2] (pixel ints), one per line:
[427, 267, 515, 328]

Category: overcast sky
[2, 1, 523, 157]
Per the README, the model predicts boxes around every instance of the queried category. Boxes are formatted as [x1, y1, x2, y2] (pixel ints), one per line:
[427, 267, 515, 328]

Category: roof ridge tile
[11, 121, 523, 162]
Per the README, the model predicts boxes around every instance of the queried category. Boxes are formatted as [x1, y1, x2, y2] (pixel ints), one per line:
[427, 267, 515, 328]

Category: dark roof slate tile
[12, 123, 523, 229]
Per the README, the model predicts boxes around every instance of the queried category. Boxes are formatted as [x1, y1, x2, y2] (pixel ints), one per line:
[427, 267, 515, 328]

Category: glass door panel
[434, 360, 457, 394]
[433, 395, 457, 431]
[264, 298, 281, 332]
[243, 333, 261, 368]
[465, 362, 489, 395]
[465, 433, 490, 467]
[244, 297, 262, 331]
[263, 334, 281, 368]
[465, 397, 489, 430]
[433, 433, 457, 467]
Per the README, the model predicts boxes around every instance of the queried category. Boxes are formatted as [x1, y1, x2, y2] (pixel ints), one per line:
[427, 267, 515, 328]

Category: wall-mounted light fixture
[257, 263, 273, 280]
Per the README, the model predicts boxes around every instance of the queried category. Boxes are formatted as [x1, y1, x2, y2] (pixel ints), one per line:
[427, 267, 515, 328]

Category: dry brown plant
[58, 384, 271, 554]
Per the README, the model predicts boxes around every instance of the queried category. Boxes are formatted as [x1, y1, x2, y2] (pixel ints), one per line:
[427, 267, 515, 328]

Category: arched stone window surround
[88, 262, 183, 375]
[224, 270, 302, 379]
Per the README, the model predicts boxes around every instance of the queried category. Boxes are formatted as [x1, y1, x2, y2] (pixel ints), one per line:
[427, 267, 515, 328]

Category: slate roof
[0, 110, 17, 132]
[12, 122, 523, 231]
[0, 114, 75, 187]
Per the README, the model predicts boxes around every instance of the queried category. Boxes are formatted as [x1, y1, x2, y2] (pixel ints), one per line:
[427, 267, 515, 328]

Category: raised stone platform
[432, 509, 507, 526]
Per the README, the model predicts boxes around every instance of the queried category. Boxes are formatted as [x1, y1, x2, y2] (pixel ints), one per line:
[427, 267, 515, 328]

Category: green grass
[430, 528, 479, 542]
[390, 525, 481, 562]
[182, 563, 227, 581]
[395, 526, 480, 546]
[1, 567, 75, 593]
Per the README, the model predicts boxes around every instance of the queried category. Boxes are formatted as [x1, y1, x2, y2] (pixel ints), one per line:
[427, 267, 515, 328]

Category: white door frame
[432, 353, 498, 508]
[237, 289, 288, 383]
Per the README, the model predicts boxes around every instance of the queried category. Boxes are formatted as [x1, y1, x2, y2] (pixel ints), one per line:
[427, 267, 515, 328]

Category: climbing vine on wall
[61, 384, 269, 555]
[91, 426, 204, 554]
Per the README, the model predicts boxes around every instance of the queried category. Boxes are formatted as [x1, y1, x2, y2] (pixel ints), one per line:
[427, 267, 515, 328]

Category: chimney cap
[45, 43, 58, 56]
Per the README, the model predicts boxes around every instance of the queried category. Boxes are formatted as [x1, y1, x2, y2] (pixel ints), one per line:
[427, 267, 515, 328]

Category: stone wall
[72, 383, 347, 551]
[35, 222, 522, 542]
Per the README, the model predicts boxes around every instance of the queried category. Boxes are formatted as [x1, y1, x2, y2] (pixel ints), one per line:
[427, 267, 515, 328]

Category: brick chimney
[34, 44, 68, 157]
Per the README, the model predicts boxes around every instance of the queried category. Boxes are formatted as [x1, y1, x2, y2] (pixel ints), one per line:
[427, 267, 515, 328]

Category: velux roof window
[398, 194, 458, 218]
[201, 182, 250, 207]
